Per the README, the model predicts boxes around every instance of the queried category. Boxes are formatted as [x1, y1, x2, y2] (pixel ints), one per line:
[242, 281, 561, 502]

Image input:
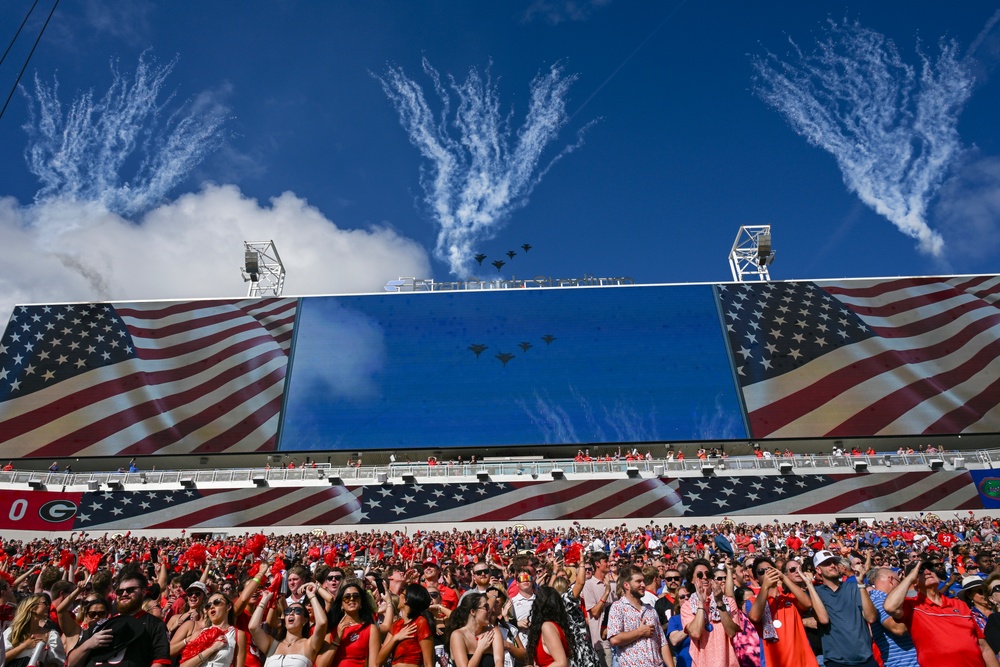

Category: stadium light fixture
[252, 473, 268, 487]
[180, 476, 196, 488]
[28, 477, 44, 489]
[729, 225, 775, 282]
[928, 458, 945, 471]
[328, 473, 343, 486]
[551, 468, 565, 480]
[402, 472, 417, 484]
[477, 470, 490, 482]
[241, 240, 286, 297]
[778, 462, 793, 474]
[701, 463, 715, 476]
[107, 478, 124, 490]
[626, 465, 640, 479]
[852, 461, 868, 473]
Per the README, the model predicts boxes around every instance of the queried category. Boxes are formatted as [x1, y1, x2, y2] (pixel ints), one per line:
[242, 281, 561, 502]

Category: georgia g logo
[39, 500, 78, 523]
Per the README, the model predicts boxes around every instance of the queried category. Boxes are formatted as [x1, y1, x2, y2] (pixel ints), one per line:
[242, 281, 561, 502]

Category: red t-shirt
[390, 615, 431, 665]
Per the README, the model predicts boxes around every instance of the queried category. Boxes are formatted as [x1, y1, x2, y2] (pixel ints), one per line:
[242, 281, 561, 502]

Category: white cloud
[0, 185, 431, 325]
[377, 58, 590, 278]
[753, 19, 973, 257]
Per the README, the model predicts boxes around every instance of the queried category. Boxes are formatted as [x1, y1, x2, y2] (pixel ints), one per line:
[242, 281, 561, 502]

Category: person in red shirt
[785, 534, 803, 552]
[884, 559, 1000, 667]
[806, 532, 824, 552]
[421, 559, 458, 610]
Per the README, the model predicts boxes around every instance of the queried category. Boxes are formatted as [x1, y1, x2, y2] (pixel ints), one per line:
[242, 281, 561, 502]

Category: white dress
[2, 627, 65, 667]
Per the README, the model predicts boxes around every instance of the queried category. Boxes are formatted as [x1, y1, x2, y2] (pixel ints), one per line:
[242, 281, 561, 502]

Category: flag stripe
[739, 278, 1000, 438]
[0, 299, 295, 458]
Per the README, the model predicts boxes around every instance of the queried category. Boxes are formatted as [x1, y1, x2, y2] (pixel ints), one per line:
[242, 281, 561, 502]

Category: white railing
[4, 448, 988, 489]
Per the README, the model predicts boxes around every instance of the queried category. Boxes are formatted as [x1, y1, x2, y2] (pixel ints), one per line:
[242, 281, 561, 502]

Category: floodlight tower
[241, 241, 285, 297]
[729, 225, 775, 282]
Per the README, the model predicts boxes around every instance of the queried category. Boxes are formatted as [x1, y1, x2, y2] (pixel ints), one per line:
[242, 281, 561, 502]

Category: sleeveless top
[263, 653, 312, 667]
[534, 623, 568, 667]
[331, 622, 372, 667]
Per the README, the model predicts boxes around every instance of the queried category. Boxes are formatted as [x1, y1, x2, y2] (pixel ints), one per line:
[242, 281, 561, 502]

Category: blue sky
[0, 1, 999, 324]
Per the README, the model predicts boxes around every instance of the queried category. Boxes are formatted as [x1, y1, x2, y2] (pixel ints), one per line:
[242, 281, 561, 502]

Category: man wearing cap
[421, 559, 457, 610]
[67, 567, 170, 667]
[812, 549, 878, 667]
[884, 558, 1000, 667]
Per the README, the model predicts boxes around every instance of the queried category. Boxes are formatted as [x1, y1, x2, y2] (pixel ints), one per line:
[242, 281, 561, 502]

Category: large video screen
[277, 285, 746, 451]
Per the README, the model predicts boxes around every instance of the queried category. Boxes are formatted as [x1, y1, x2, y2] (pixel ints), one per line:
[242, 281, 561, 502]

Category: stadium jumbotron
[0, 273, 997, 534]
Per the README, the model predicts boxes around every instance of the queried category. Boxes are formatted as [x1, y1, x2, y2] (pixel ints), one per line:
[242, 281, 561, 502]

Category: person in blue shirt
[666, 584, 692, 667]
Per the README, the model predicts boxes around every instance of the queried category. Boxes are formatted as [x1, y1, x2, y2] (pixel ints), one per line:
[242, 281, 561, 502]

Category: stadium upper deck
[0, 274, 997, 467]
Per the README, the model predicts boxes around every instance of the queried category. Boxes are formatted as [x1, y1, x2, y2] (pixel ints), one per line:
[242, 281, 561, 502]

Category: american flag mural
[0, 473, 981, 531]
[718, 275, 1000, 439]
[0, 298, 296, 458]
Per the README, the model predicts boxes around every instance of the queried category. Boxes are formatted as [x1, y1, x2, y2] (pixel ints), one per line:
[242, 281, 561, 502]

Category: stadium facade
[0, 273, 997, 531]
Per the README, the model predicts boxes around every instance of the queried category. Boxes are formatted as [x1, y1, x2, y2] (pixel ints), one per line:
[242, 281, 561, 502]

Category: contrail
[377, 57, 590, 278]
[753, 18, 974, 257]
[571, 0, 687, 120]
[22, 50, 227, 228]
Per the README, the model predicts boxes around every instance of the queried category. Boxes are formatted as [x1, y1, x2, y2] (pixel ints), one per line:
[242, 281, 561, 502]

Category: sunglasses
[326, 574, 343, 581]
[664, 576, 680, 582]
[473, 569, 489, 575]
[694, 572, 708, 579]
[285, 608, 307, 616]
[786, 566, 799, 573]
[517, 575, 533, 583]
[755, 568, 769, 577]
[86, 610, 108, 618]
[208, 599, 228, 607]
[343, 593, 362, 602]
[430, 592, 442, 599]
[678, 595, 689, 600]
[991, 587, 1000, 595]
[187, 590, 204, 597]
[117, 586, 142, 596]
[476, 605, 489, 611]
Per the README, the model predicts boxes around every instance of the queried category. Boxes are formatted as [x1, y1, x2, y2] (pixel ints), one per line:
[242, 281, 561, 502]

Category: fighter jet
[495, 352, 515, 366]
[541, 334, 556, 345]
[521, 244, 532, 253]
[506, 250, 517, 260]
[492, 260, 505, 272]
[518, 342, 532, 353]
[468, 344, 488, 358]
[475, 253, 487, 266]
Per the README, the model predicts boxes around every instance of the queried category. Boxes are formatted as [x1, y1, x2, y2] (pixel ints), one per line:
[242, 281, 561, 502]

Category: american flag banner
[718, 275, 1000, 439]
[0, 474, 981, 531]
[70, 486, 362, 530]
[0, 298, 296, 458]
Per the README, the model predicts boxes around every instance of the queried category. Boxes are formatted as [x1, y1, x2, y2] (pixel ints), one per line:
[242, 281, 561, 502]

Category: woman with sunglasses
[3, 594, 66, 667]
[444, 593, 502, 667]
[376, 583, 434, 667]
[251, 585, 327, 667]
[667, 584, 693, 667]
[179, 593, 246, 667]
[320, 579, 380, 667]
[65, 598, 110, 654]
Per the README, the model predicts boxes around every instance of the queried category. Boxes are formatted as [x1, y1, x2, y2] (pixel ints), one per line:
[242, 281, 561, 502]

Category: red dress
[534, 622, 568, 667]
[332, 622, 372, 667]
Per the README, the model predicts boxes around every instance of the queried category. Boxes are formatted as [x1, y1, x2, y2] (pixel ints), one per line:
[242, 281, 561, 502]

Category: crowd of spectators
[2, 513, 1000, 667]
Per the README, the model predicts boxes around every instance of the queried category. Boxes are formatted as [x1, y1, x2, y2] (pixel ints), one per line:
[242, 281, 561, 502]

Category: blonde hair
[10, 595, 47, 645]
